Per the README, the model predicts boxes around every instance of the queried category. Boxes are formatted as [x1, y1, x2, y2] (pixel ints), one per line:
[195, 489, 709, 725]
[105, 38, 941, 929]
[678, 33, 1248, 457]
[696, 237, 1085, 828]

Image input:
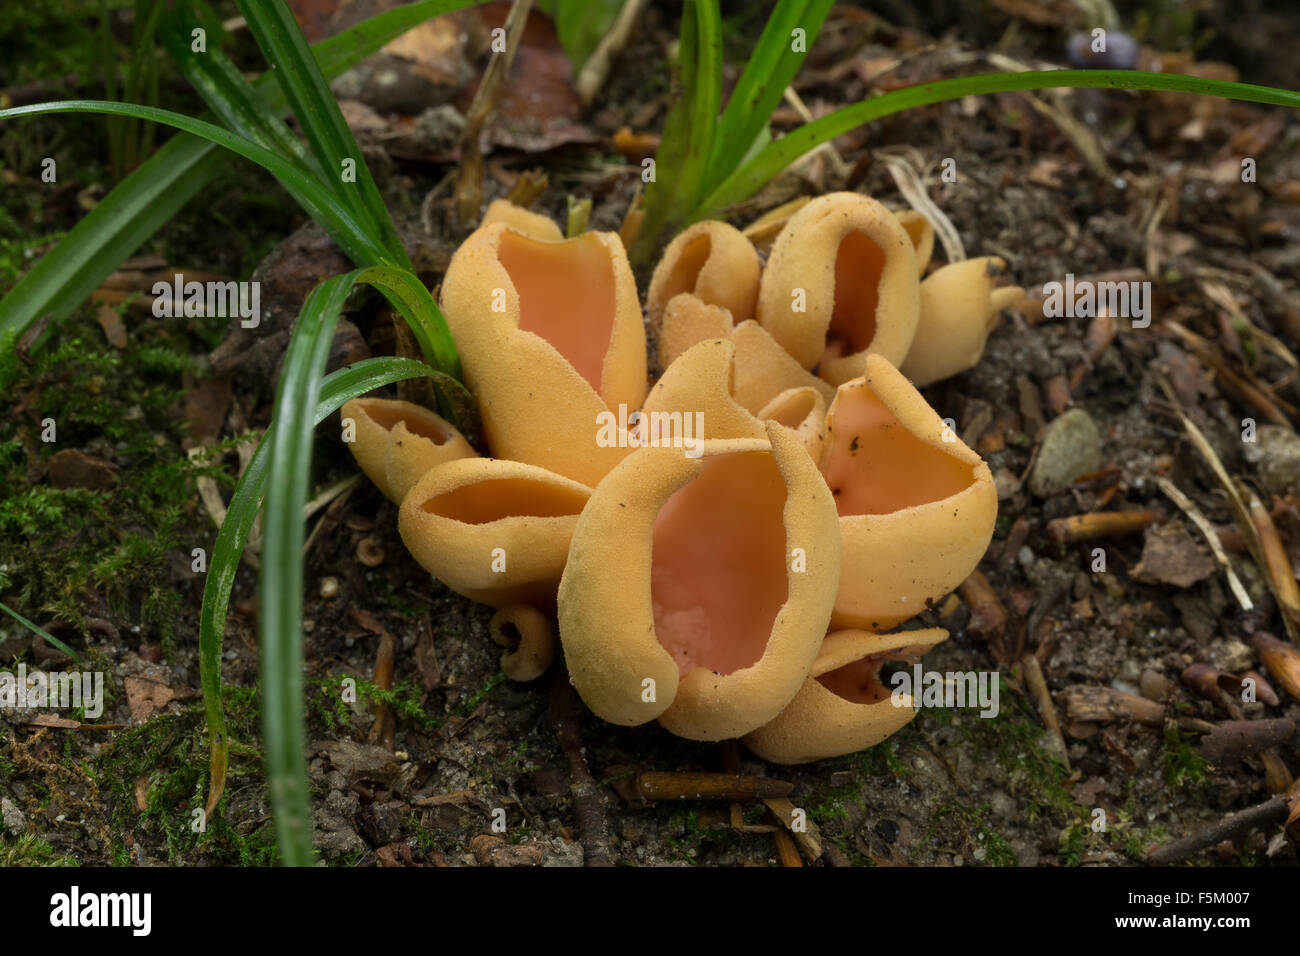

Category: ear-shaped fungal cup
[655, 293, 737, 371]
[743, 627, 948, 764]
[557, 423, 841, 740]
[646, 221, 761, 361]
[900, 256, 1025, 387]
[479, 198, 563, 241]
[398, 456, 592, 609]
[757, 386, 829, 463]
[757, 191, 920, 386]
[340, 397, 477, 503]
[729, 320, 837, 414]
[641, 338, 768, 443]
[439, 222, 648, 487]
[894, 209, 935, 277]
[822, 355, 997, 632]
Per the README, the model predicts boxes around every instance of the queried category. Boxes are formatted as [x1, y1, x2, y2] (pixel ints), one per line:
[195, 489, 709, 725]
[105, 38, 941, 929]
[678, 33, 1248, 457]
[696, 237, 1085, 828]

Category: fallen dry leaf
[183, 372, 232, 449]
[95, 304, 127, 348]
[1131, 520, 1216, 588]
[124, 675, 177, 724]
[47, 449, 118, 490]
[461, 4, 596, 154]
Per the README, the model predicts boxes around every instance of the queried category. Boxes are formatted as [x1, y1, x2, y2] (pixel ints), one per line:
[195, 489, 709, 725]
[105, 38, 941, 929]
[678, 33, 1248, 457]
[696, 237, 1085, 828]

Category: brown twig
[772, 828, 803, 867]
[454, 0, 534, 225]
[1165, 321, 1293, 428]
[575, 0, 651, 108]
[1061, 685, 1166, 727]
[369, 630, 396, 749]
[1021, 655, 1069, 769]
[957, 569, 1007, 640]
[1145, 796, 1289, 865]
[1245, 485, 1300, 644]
[1253, 633, 1300, 697]
[548, 668, 615, 867]
[635, 771, 793, 802]
[1046, 510, 1159, 547]
[763, 797, 822, 862]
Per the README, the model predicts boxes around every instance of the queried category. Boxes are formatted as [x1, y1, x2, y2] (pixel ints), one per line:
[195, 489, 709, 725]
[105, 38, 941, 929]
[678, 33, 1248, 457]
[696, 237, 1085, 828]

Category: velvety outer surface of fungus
[497, 231, 616, 392]
[651, 451, 789, 675]
[822, 382, 973, 516]
[422, 478, 589, 524]
[762, 389, 817, 428]
[824, 231, 884, 364]
[655, 234, 711, 304]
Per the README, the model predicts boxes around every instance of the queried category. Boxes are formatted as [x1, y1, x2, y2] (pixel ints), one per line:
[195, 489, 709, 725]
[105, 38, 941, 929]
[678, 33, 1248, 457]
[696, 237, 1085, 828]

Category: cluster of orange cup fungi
[342, 192, 1021, 763]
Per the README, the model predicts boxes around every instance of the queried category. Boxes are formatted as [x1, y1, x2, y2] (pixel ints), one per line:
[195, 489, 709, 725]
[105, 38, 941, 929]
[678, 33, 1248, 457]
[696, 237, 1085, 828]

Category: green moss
[1059, 819, 1087, 866]
[1162, 724, 1209, 790]
[307, 673, 445, 736]
[924, 799, 1019, 865]
[959, 703, 1074, 821]
[306, 675, 357, 734]
[453, 670, 507, 717]
[88, 691, 268, 865]
[0, 290, 236, 664]
[0, 833, 78, 866]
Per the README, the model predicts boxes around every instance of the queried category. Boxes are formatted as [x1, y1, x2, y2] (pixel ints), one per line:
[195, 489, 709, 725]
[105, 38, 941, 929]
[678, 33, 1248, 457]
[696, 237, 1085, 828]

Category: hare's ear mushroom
[822, 356, 997, 632]
[399, 457, 591, 609]
[744, 628, 948, 764]
[439, 223, 646, 487]
[758, 191, 920, 386]
[340, 398, 475, 503]
[901, 257, 1024, 387]
[558, 425, 840, 741]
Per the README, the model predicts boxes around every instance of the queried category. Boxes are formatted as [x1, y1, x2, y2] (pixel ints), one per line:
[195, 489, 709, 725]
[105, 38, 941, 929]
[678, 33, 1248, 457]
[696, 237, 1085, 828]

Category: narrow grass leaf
[160, 7, 324, 178]
[199, 355, 433, 817]
[0, 101, 388, 267]
[236, 0, 410, 268]
[359, 265, 461, 380]
[707, 0, 832, 194]
[259, 272, 358, 866]
[694, 69, 1300, 220]
[0, 601, 82, 663]
[0, 0, 483, 350]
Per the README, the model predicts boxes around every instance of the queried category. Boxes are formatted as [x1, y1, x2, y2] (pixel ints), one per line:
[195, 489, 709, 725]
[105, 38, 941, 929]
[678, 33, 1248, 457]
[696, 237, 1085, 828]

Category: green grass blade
[0, 0, 482, 352]
[536, 0, 623, 72]
[0, 136, 226, 354]
[236, 0, 410, 268]
[632, 0, 720, 263]
[359, 265, 461, 380]
[0, 101, 388, 267]
[199, 355, 433, 819]
[0, 600, 82, 663]
[679, 0, 721, 225]
[694, 68, 1300, 220]
[706, 0, 832, 195]
[309, 0, 487, 77]
[259, 272, 358, 866]
[160, 7, 323, 177]
[196, 258, 456, 848]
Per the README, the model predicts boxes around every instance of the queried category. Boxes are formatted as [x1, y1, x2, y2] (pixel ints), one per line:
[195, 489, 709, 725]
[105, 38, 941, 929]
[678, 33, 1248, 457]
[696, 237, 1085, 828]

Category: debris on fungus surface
[343, 193, 1014, 762]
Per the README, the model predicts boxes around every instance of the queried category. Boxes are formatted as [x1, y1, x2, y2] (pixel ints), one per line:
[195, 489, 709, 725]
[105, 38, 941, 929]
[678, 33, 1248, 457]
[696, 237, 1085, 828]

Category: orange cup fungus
[339, 194, 1007, 762]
